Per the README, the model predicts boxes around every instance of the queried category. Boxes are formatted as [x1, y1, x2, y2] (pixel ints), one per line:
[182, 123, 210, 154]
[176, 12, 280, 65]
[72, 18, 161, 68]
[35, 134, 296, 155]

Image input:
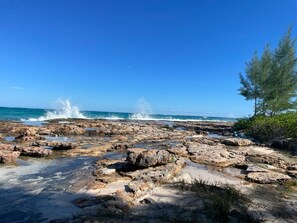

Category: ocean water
[0, 100, 236, 122]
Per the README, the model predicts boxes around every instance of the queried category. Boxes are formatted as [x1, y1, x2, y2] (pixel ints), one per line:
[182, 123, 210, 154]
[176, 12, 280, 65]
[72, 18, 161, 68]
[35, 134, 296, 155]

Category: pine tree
[239, 52, 262, 116]
[266, 28, 297, 116]
[239, 28, 297, 116]
[258, 45, 273, 114]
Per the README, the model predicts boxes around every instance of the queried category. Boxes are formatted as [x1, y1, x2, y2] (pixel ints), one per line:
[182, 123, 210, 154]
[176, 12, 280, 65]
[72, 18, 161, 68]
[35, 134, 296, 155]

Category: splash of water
[26, 99, 87, 121]
[130, 97, 153, 120]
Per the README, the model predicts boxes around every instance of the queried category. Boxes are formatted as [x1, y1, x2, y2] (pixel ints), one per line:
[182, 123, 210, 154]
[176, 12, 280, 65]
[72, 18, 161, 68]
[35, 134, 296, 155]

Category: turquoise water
[0, 106, 236, 122]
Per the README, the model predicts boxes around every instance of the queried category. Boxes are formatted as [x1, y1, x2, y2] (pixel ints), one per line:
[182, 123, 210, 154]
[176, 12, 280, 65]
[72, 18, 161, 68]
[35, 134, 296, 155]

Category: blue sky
[0, 0, 297, 117]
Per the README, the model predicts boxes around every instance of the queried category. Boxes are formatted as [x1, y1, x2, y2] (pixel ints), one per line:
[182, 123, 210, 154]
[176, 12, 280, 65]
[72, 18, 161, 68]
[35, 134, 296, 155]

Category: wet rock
[112, 142, 133, 151]
[221, 137, 254, 146]
[0, 150, 20, 163]
[127, 148, 177, 168]
[246, 171, 291, 184]
[72, 197, 107, 208]
[50, 141, 78, 150]
[188, 143, 245, 167]
[15, 146, 52, 157]
[0, 143, 15, 151]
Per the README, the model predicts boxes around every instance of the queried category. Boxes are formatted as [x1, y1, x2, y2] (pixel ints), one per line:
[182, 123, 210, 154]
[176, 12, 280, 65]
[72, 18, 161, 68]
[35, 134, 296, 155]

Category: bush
[233, 117, 254, 131]
[234, 113, 297, 143]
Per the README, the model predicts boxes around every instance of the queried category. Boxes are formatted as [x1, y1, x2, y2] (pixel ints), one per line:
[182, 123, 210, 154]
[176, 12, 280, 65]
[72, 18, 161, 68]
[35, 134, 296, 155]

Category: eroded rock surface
[187, 143, 245, 167]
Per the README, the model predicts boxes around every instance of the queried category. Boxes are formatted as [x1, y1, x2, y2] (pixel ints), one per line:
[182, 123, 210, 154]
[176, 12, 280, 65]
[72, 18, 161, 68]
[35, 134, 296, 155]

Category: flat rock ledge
[220, 137, 254, 146]
[246, 171, 291, 184]
[187, 143, 245, 167]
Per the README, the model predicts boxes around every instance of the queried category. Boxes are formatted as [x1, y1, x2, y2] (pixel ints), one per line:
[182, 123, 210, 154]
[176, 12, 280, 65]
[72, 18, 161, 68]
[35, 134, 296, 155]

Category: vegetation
[234, 112, 297, 145]
[177, 179, 260, 223]
[239, 28, 297, 116]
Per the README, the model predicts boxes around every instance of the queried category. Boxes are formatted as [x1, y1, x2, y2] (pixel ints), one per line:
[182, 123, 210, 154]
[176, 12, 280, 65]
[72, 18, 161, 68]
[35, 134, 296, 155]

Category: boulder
[127, 148, 177, 168]
[15, 146, 52, 157]
[187, 144, 245, 167]
[221, 137, 254, 146]
[246, 171, 291, 184]
[0, 150, 20, 163]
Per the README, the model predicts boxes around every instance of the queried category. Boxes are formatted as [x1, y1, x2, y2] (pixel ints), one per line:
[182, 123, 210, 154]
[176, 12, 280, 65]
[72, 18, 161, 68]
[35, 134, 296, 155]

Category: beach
[0, 118, 296, 222]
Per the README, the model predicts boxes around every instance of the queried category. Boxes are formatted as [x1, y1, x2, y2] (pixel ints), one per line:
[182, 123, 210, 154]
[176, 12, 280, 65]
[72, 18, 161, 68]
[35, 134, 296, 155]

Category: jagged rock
[221, 137, 254, 146]
[188, 143, 245, 167]
[0, 150, 20, 163]
[124, 158, 186, 183]
[127, 148, 177, 168]
[49, 141, 78, 150]
[15, 146, 52, 157]
[0, 143, 15, 151]
[246, 171, 291, 184]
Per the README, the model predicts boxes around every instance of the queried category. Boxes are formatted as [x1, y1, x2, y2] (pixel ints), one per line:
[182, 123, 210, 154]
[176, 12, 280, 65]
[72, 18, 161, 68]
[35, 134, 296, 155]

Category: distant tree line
[239, 28, 297, 116]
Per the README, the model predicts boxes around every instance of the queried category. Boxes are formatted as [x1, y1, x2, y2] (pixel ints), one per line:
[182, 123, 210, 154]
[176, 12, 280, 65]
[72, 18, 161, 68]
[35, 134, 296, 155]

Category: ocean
[0, 100, 236, 122]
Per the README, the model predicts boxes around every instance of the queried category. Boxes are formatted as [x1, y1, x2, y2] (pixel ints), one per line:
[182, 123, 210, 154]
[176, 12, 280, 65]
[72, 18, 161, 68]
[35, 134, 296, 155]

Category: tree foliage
[239, 28, 297, 116]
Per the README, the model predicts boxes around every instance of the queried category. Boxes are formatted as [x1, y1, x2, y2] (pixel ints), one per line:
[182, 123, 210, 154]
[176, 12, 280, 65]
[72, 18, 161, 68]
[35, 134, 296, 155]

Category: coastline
[0, 119, 296, 222]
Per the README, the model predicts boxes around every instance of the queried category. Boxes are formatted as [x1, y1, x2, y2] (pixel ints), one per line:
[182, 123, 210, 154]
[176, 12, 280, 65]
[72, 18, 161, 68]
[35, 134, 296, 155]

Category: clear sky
[0, 0, 297, 117]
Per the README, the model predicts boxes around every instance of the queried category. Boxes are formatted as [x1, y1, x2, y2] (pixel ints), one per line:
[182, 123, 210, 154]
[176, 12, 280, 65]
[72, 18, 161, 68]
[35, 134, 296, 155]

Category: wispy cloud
[11, 86, 24, 90]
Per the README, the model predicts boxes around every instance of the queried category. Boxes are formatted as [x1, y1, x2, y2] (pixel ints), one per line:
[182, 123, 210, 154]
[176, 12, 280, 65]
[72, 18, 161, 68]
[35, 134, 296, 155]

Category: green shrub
[233, 113, 297, 143]
[233, 117, 253, 131]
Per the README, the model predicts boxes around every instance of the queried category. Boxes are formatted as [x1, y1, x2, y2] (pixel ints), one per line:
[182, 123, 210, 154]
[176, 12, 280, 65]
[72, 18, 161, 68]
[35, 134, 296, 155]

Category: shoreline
[0, 119, 296, 222]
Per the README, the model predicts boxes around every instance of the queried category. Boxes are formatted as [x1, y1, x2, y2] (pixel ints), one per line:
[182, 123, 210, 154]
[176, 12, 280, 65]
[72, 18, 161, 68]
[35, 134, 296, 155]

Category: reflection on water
[4, 136, 15, 142]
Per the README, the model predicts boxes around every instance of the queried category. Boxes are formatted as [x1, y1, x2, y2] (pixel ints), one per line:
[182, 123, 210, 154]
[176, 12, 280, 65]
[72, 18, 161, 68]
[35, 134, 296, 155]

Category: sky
[0, 0, 297, 117]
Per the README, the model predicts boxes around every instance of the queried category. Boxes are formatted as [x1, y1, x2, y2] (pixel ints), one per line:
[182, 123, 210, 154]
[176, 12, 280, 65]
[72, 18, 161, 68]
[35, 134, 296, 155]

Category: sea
[0, 100, 236, 123]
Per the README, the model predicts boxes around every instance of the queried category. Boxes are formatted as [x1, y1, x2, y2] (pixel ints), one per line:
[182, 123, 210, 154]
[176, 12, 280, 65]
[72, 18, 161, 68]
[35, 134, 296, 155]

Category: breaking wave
[23, 99, 87, 121]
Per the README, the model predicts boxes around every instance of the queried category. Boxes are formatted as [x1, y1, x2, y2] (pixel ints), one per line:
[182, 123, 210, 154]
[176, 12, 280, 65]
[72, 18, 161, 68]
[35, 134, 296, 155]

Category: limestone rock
[188, 144, 245, 167]
[246, 171, 291, 184]
[15, 146, 52, 157]
[127, 148, 177, 168]
[221, 137, 254, 146]
[49, 141, 78, 150]
[167, 144, 188, 157]
[0, 143, 15, 151]
[0, 150, 20, 163]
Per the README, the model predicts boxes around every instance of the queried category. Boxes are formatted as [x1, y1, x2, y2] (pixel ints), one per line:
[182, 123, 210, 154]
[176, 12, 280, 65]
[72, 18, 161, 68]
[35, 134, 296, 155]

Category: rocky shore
[0, 119, 296, 222]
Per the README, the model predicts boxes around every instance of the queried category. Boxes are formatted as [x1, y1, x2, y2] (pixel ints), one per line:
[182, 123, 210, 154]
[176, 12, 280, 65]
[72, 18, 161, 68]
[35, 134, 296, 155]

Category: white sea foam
[130, 97, 153, 120]
[23, 99, 87, 121]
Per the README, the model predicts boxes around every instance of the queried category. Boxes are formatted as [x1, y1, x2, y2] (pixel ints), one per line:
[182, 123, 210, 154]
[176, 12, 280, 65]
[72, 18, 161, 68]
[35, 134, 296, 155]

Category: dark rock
[15, 146, 52, 157]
